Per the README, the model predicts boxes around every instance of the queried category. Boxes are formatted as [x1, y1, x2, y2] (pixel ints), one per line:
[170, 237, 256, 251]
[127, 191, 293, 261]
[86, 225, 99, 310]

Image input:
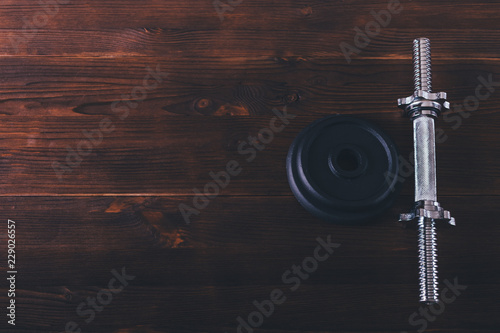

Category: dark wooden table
[0, 1, 499, 332]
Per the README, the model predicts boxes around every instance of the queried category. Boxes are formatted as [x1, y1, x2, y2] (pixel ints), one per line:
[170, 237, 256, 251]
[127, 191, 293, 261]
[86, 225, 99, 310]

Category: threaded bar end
[418, 217, 439, 304]
[413, 38, 432, 93]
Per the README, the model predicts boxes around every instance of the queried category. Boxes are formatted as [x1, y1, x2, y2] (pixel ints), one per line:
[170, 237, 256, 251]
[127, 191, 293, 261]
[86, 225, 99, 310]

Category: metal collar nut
[397, 90, 450, 118]
[399, 200, 456, 226]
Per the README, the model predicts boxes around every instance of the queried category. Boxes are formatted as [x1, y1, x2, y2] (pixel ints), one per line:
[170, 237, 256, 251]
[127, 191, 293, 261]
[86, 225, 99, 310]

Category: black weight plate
[286, 115, 400, 224]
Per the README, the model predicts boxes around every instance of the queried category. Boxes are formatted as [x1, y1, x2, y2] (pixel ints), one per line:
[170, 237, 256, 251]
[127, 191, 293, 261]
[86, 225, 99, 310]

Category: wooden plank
[0, 110, 495, 195]
[2, 284, 499, 332]
[1, 0, 499, 61]
[0, 1, 497, 35]
[2, 195, 498, 287]
[3, 28, 500, 59]
[0, 329, 496, 333]
[0, 57, 499, 117]
[103, 329, 500, 333]
[1, 1, 499, 60]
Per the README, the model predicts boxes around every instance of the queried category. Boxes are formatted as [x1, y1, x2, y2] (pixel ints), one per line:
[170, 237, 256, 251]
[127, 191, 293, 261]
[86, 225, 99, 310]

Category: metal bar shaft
[413, 116, 438, 202]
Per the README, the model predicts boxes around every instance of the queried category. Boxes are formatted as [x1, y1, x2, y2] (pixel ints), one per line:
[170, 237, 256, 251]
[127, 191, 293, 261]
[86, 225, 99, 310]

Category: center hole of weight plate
[336, 148, 359, 172]
[329, 145, 367, 179]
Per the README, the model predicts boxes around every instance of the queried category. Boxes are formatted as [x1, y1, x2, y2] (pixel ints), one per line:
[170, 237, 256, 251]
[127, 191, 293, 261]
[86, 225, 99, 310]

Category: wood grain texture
[0, 112, 496, 195]
[1, 195, 499, 284]
[0, 57, 499, 117]
[0, 0, 499, 332]
[3, 284, 499, 332]
[0, 1, 500, 59]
